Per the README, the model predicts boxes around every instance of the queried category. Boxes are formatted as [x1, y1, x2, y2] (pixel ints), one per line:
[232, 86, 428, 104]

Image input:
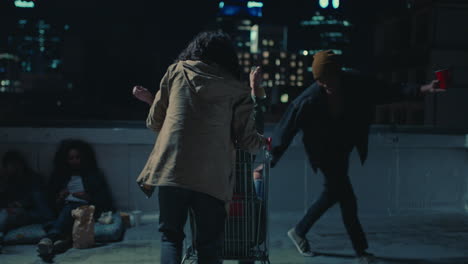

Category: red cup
[435, 69, 450, 90]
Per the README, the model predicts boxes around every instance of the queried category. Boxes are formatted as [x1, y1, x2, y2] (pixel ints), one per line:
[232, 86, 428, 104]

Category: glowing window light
[280, 93, 289, 103]
[332, 0, 340, 9]
[319, 0, 329, 8]
[247, 1, 264, 8]
[312, 15, 325, 21]
[219, 2, 224, 9]
[302, 50, 309, 56]
[14, 0, 34, 8]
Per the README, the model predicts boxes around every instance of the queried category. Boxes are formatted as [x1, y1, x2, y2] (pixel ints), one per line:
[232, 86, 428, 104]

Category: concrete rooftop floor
[1, 212, 467, 264]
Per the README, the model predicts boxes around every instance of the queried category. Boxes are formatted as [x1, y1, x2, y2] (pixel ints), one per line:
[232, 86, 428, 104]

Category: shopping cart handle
[266, 137, 272, 151]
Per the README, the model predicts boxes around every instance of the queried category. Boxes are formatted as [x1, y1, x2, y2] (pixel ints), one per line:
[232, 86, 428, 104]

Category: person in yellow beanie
[270, 50, 443, 263]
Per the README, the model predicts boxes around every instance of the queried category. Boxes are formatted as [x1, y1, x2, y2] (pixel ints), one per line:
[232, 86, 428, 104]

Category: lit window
[244, 60, 250, 66]
[262, 39, 268, 46]
[291, 82, 296, 87]
[319, 0, 329, 9]
[244, 67, 250, 73]
[297, 69, 303, 74]
[291, 54, 297, 60]
[268, 80, 273, 87]
[290, 75, 297, 81]
[247, 1, 264, 8]
[298, 82, 303, 87]
[298, 61, 304, 67]
[14, 0, 35, 8]
[290, 62, 296, 68]
[280, 52, 287, 59]
[243, 52, 250, 59]
[275, 59, 280, 66]
[269, 40, 274, 46]
[262, 51, 269, 58]
[263, 59, 269, 65]
[275, 73, 280, 80]
[298, 76, 304, 81]
[263, 73, 269, 79]
[332, 0, 340, 9]
[302, 50, 309, 56]
[280, 93, 289, 103]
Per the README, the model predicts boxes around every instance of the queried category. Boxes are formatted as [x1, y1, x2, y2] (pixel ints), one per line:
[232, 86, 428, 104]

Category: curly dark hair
[176, 30, 241, 79]
[52, 139, 98, 179]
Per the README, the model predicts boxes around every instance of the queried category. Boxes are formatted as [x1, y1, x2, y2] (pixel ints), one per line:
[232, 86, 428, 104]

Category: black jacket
[49, 169, 114, 218]
[271, 73, 419, 170]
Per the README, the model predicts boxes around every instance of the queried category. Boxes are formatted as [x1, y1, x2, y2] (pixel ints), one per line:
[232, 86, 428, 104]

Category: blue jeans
[0, 191, 55, 234]
[158, 186, 226, 264]
[46, 201, 88, 241]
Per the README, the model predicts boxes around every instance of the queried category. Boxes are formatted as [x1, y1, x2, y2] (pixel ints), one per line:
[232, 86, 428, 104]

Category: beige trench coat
[136, 60, 265, 203]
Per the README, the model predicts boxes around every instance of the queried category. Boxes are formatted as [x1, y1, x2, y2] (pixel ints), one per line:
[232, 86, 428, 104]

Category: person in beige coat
[134, 31, 265, 264]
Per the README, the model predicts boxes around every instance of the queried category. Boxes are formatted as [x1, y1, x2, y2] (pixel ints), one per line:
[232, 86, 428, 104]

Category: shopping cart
[182, 139, 272, 264]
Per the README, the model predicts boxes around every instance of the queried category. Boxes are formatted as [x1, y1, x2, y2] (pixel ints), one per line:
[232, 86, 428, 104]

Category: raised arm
[146, 69, 171, 132]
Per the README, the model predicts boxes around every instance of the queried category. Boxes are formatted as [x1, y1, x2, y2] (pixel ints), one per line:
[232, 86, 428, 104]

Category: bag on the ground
[71, 205, 95, 249]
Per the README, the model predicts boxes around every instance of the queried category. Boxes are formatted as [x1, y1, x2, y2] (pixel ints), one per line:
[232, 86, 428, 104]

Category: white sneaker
[287, 228, 315, 257]
[37, 238, 53, 255]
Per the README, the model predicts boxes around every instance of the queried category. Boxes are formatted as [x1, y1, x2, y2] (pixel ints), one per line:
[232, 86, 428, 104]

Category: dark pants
[295, 153, 368, 254]
[159, 186, 226, 264]
[45, 201, 88, 241]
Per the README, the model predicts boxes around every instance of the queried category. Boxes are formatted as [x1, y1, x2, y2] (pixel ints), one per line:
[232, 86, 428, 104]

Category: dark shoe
[53, 239, 71, 254]
[287, 228, 315, 257]
[37, 238, 53, 255]
[356, 251, 376, 264]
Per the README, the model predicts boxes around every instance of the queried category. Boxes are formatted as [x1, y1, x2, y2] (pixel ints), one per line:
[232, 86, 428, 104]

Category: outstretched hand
[133, 86, 154, 105]
[250, 66, 266, 97]
[420, 80, 446, 94]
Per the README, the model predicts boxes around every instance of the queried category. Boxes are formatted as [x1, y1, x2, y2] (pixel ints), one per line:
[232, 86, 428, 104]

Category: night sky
[0, 0, 399, 121]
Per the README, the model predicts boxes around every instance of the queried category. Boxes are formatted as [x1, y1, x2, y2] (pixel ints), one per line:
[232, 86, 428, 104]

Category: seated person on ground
[37, 139, 114, 255]
[0, 150, 54, 253]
